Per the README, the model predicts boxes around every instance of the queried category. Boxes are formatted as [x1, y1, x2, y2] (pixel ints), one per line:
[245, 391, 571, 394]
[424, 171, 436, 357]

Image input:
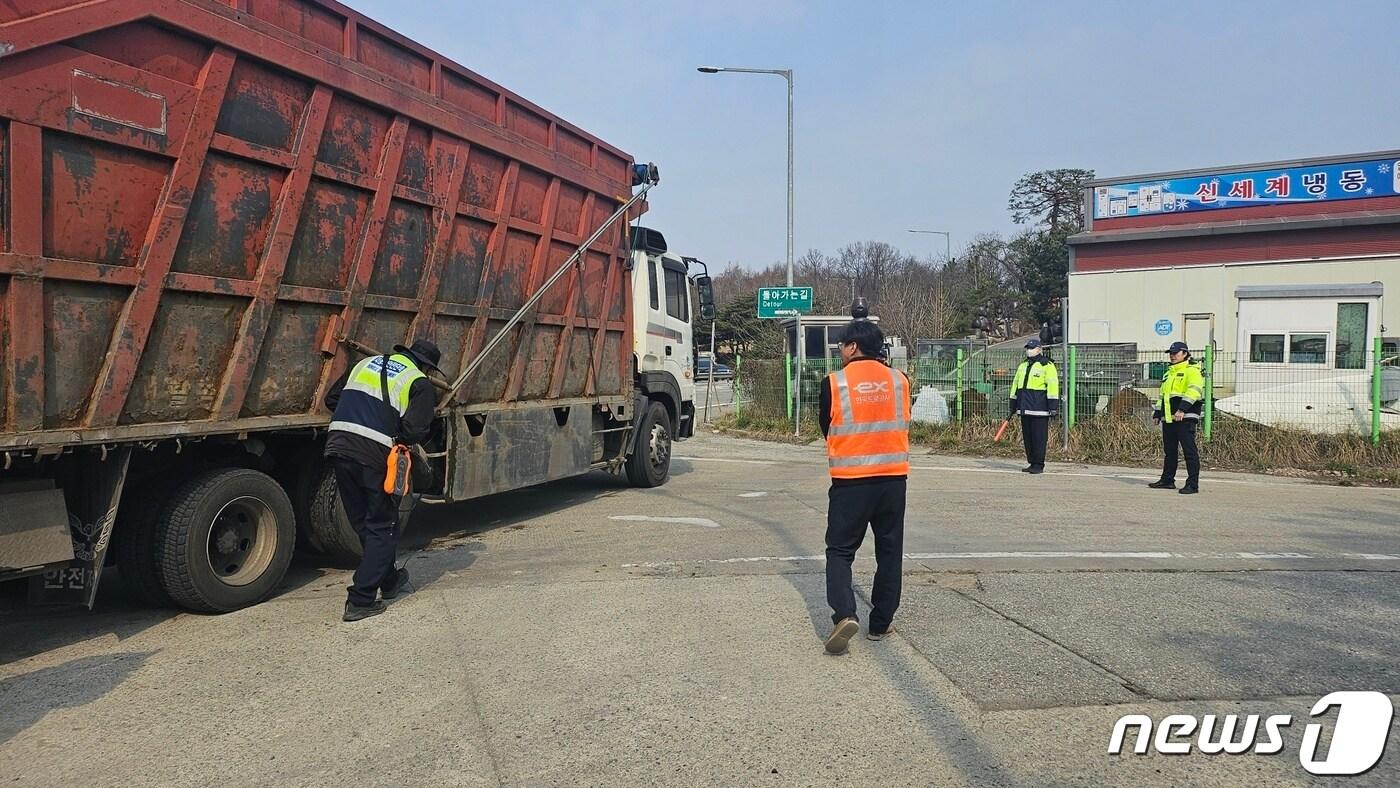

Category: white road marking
[908, 465, 1254, 485]
[622, 550, 1400, 569]
[682, 454, 1273, 486]
[609, 515, 722, 529]
[675, 456, 776, 466]
[738, 491, 769, 498]
[906, 551, 1176, 560]
[623, 555, 824, 567]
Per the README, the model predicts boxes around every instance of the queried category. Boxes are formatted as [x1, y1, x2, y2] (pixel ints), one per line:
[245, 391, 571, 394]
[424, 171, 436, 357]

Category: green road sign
[757, 286, 814, 318]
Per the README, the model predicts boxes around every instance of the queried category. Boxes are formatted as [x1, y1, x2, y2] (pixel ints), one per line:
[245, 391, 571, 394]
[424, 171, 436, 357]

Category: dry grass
[712, 412, 1400, 485]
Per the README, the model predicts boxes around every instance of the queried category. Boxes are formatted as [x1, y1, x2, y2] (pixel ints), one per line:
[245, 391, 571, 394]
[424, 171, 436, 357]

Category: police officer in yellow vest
[324, 339, 440, 621]
[1009, 338, 1060, 474]
[1149, 341, 1205, 495]
[818, 319, 911, 654]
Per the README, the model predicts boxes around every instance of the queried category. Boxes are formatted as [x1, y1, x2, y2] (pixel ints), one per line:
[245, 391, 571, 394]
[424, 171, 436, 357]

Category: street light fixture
[698, 65, 794, 287]
[907, 229, 951, 263]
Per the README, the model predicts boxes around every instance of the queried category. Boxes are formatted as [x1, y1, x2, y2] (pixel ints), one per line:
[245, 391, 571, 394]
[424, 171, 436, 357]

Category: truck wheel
[155, 468, 296, 613]
[626, 400, 673, 488]
[115, 480, 177, 607]
[307, 466, 363, 566]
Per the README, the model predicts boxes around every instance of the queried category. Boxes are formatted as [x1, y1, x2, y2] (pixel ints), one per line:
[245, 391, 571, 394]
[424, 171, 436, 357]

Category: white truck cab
[623, 226, 713, 486]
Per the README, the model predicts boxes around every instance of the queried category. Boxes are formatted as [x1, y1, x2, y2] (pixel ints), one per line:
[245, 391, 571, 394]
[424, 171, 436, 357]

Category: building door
[1183, 313, 1215, 355]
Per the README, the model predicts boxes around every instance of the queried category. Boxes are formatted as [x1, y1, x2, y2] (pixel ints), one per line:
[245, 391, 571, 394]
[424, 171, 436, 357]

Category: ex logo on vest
[853, 380, 891, 402]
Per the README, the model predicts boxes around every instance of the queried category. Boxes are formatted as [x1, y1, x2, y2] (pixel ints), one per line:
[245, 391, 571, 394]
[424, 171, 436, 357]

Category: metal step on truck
[0, 0, 714, 612]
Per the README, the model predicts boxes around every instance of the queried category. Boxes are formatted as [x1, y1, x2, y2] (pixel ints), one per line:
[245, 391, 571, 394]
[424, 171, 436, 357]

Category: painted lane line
[909, 465, 1253, 485]
[609, 515, 722, 529]
[906, 551, 1177, 560]
[674, 456, 777, 466]
[681, 454, 1259, 486]
[738, 491, 769, 498]
[623, 550, 1400, 569]
[623, 555, 825, 568]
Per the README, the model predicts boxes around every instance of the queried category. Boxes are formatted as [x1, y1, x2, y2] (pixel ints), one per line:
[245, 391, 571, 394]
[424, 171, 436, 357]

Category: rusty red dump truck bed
[0, 0, 671, 613]
[0, 0, 636, 452]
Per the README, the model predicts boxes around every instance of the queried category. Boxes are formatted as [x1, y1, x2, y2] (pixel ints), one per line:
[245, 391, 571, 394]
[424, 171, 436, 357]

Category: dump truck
[0, 0, 712, 612]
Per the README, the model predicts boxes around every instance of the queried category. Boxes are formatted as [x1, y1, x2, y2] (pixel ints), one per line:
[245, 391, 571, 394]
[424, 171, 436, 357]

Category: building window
[1336, 303, 1368, 370]
[1289, 333, 1328, 364]
[1250, 334, 1284, 363]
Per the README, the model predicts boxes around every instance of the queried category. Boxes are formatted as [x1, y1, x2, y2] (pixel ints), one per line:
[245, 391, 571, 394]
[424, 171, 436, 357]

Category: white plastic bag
[911, 385, 950, 425]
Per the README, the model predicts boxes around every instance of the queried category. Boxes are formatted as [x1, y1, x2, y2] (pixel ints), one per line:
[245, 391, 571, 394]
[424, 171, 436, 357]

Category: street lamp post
[699, 65, 794, 287]
[907, 229, 951, 263]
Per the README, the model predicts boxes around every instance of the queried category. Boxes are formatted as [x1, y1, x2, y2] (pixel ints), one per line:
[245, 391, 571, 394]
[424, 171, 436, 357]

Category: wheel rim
[649, 422, 671, 473]
[206, 496, 278, 587]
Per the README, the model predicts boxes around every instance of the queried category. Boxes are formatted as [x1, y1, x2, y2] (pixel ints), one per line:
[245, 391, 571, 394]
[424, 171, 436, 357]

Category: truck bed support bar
[438, 170, 657, 409]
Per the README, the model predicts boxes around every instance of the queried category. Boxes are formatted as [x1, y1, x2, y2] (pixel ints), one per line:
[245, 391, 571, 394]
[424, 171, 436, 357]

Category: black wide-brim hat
[394, 339, 443, 374]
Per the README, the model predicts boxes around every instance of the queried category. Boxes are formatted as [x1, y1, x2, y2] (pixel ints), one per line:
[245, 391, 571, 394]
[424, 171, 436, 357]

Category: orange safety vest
[826, 359, 911, 479]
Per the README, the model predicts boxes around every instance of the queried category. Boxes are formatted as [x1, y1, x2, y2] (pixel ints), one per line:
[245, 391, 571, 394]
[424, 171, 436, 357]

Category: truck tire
[306, 466, 363, 566]
[114, 481, 176, 607]
[626, 400, 673, 488]
[155, 468, 296, 613]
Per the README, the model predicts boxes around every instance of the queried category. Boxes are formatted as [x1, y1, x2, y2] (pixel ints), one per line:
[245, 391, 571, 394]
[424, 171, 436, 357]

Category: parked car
[696, 357, 734, 380]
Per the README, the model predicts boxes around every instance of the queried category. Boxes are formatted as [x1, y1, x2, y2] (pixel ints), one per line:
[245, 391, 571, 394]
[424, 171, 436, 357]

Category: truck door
[656, 257, 694, 400]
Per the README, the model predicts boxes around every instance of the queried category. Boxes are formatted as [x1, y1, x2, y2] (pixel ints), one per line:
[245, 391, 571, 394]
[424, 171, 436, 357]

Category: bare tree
[877, 259, 957, 346]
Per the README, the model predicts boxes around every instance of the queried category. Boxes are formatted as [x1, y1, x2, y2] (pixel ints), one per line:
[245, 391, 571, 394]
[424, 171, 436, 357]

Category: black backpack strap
[379, 355, 401, 443]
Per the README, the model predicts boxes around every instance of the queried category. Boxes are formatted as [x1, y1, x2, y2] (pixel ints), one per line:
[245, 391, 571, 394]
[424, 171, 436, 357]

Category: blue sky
[344, 1, 1400, 269]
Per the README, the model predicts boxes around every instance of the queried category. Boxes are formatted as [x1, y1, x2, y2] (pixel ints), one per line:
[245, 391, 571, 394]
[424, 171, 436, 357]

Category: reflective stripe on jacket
[328, 354, 427, 447]
[826, 359, 911, 479]
[1156, 359, 1206, 420]
[1009, 357, 1060, 417]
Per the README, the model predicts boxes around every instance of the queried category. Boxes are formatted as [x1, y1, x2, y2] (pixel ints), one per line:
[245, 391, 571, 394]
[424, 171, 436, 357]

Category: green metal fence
[735, 343, 1400, 443]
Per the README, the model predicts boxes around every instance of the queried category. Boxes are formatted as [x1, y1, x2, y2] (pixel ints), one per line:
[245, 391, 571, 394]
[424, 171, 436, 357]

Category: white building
[1067, 150, 1400, 431]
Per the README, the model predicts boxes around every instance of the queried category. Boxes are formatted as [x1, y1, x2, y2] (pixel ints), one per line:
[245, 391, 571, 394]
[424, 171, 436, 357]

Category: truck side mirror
[695, 275, 716, 320]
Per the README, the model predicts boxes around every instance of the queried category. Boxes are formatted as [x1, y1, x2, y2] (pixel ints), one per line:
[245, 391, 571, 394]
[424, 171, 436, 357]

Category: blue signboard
[1154, 319, 1173, 336]
[1093, 157, 1400, 219]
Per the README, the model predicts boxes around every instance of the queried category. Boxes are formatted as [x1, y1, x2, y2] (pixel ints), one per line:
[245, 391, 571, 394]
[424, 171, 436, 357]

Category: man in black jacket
[323, 339, 440, 621]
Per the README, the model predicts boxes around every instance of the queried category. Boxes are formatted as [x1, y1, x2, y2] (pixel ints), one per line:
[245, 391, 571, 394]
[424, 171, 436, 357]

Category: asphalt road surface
[693, 378, 737, 419]
[3, 432, 1398, 786]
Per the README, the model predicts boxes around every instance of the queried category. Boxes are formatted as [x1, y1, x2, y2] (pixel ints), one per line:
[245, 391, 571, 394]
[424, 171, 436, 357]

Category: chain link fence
[732, 340, 1400, 441]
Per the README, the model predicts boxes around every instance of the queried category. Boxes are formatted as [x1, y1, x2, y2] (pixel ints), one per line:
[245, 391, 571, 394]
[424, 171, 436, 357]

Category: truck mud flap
[0, 482, 73, 581]
[25, 447, 133, 608]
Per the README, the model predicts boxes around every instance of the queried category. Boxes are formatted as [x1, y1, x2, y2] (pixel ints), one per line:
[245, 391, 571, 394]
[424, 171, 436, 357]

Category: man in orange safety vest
[818, 318, 911, 654]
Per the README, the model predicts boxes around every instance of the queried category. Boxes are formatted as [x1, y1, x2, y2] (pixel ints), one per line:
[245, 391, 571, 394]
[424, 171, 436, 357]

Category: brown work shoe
[866, 625, 896, 641]
[824, 617, 860, 654]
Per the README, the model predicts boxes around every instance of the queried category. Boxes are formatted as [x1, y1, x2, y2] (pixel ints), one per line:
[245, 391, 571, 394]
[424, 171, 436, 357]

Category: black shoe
[1178, 486, 1199, 495]
[1027, 466, 1044, 475]
[1021, 466, 1033, 473]
[381, 567, 410, 600]
[343, 600, 386, 622]
[1148, 480, 1176, 489]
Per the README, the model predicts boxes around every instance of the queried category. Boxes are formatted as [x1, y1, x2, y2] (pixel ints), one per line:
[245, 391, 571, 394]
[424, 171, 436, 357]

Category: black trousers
[825, 478, 906, 633]
[332, 456, 402, 606]
[1160, 420, 1200, 488]
[1020, 415, 1049, 469]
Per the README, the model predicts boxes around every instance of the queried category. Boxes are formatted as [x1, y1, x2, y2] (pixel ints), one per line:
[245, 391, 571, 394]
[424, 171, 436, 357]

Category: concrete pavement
[2, 431, 1398, 786]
